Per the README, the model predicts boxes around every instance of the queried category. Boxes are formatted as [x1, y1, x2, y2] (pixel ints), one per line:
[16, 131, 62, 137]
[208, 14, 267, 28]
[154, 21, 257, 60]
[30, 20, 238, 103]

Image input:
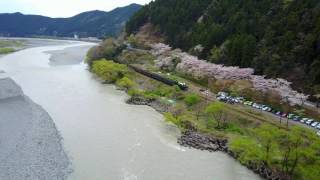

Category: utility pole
[315, 94, 320, 108]
[285, 96, 289, 128]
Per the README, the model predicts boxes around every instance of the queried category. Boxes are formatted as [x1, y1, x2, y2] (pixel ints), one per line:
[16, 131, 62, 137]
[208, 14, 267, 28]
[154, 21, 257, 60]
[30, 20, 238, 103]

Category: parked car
[287, 113, 295, 119]
[235, 97, 245, 103]
[293, 116, 301, 121]
[262, 105, 271, 111]
[281, 113, 288, 118]
[306, 119, 314, 125]
[217, 96, 226, 101]
[256, 104, 263, 109]
[244, 101, 252, 105]
[317, 131, 320, 136]
[217, 92, 228, 97]
[300, 118, 308, 124]
[311, 122, 319, 127]
[276, 111, 282, 116]
[316, 124, 320, 129]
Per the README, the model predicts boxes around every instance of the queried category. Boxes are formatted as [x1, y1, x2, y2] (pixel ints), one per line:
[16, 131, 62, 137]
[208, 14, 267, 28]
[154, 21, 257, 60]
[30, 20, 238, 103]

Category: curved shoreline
[1, 39, 257, 179]
[127, 96, 282, 180]
[0, 79, 71, 178]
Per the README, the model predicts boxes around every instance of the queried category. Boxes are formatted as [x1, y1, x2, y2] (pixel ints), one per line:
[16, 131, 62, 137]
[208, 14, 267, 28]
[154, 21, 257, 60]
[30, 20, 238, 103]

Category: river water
[0, 40, 261, 180]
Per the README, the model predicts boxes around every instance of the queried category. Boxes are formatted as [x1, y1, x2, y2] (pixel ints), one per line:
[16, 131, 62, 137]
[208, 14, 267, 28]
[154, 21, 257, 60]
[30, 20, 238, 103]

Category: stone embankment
[178, 130, 285, 180]
[126, 96, 169, 113]
[127, 95, 285, 180]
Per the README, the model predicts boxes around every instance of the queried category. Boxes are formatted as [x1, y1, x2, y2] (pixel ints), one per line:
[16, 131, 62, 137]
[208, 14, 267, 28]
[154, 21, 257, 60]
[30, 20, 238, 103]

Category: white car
[300, 118, 308, 124]
[316, 124, 320, 130]
[217, 96, 226, 101]
[217, 92, 228, 97]
[262, 106, 269, 111]
[317, 131, 320, 136]
[252, 103, 259, 108]
[306, 119, 314, 125]
[235, 97, 245, 103]
[311, 122, 319, 127]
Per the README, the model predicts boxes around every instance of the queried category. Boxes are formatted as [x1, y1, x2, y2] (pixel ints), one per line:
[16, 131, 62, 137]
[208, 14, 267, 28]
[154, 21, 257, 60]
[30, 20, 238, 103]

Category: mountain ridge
[0, 3, 142, 38]
[126, 0, 320, 95]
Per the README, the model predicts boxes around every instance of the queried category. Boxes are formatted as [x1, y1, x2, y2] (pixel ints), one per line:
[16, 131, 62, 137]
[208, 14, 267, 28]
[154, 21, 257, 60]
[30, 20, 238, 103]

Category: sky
[0, 0, 152, 17]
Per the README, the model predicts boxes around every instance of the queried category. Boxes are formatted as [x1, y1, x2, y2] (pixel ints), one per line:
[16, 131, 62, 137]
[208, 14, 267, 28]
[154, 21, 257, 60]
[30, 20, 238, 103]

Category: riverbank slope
[0, 78, 71, 179]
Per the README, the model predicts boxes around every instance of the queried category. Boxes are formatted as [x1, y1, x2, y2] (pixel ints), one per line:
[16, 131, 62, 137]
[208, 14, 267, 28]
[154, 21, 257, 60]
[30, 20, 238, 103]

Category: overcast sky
[0, 0, 152, 17]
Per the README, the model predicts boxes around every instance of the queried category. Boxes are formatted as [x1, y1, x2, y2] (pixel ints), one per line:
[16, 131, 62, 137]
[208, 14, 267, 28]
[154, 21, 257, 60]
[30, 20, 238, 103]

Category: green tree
[86, 38, 124, 66]
[184, 93, 201, 106]
[278, 127, 317, 179]
[230, 136, 264, 165]
[127, 34, 139, 48]
[209, 46, 222, 63]
[205, 102, 228, 129]
[253, 124, 282, 165]
[169, 103, 185, 119]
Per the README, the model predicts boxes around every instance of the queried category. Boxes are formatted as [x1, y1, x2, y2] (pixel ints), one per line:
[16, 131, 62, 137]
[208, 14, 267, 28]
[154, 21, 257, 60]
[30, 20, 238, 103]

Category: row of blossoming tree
[151, 43, 309, 106]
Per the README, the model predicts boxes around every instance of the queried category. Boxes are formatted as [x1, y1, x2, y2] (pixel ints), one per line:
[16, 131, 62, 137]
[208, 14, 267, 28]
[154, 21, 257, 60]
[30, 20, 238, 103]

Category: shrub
[151, 85, 176, 97]
[164, 112, 182, 126]
[184, 93, 201, 106]
[86, 38, 124, 66]
[142, 91, 159, 100]
[116, 77, 136, 89]
[91, 59, 128, 83]
[0, 48, 15, 54]
[128, 88, 144, 97]
[224, 123, 244, 135]
[128, 89, 159, 100]
[118, 51, 155, 64]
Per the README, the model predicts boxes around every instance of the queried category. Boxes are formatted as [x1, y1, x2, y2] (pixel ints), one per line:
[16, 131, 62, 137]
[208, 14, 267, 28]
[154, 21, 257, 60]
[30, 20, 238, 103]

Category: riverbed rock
[177, 130, 227, 152]
[177, 130, 285, 180]
[0, 78, 23, 99]
[126, 96, 168, 113]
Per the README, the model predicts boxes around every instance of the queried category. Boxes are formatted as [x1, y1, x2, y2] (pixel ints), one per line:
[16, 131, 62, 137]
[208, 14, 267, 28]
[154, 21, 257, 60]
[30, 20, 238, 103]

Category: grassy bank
[0, 39, 25, 55]
[0, 47, 15, 54]
[87, 38, 320, 180]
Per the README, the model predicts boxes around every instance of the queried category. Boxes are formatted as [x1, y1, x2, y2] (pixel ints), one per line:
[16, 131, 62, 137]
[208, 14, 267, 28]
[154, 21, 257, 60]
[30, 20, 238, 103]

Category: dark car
[293, 116, 301, 121]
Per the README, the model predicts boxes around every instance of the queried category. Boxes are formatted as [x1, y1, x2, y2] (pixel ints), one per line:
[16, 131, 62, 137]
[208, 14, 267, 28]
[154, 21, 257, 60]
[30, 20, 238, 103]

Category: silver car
[311, 122, 319, 127]
[300, 118, 308, 124]
[306, 119, 314, 125]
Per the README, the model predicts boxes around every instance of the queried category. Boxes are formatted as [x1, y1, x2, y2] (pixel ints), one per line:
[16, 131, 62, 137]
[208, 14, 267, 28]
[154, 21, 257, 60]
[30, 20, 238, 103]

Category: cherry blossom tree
[151, 43, 310, 105]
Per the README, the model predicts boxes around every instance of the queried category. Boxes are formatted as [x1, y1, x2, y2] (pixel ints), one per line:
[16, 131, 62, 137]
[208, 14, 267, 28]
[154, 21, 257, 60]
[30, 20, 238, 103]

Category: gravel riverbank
[46, 45, 94, 66]
[0, 78, 71, 180]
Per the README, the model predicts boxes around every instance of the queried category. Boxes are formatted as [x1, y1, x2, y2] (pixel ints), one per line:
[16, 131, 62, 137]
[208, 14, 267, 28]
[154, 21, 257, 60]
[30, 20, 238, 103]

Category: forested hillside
[126, 0, 320, 96]
[0, 3, 141, 38]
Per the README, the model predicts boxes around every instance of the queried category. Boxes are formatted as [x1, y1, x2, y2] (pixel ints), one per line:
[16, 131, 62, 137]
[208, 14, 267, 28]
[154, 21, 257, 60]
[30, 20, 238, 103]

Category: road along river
[0, 39, 261, 180]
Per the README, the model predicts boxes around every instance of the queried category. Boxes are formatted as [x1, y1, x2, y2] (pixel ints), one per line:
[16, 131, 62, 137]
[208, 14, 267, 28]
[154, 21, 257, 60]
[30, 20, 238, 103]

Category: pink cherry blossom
[150, 43, 309, 105]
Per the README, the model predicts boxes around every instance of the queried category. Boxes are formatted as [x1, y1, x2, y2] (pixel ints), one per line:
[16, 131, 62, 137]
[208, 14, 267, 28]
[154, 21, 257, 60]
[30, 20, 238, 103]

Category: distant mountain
[0, 3, 142, 38]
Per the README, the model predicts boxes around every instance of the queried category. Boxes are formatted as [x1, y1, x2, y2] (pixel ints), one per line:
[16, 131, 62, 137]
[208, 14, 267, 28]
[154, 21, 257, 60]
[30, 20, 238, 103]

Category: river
[0, 40, 261, 180]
